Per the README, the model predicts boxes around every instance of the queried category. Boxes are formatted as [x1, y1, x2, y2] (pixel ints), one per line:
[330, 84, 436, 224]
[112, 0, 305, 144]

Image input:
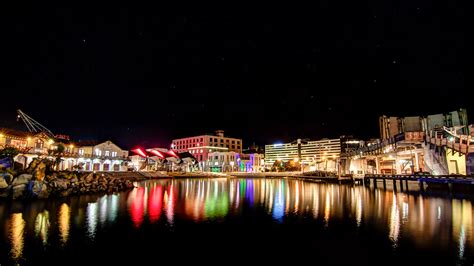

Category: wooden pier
[363, 174, 474, 192]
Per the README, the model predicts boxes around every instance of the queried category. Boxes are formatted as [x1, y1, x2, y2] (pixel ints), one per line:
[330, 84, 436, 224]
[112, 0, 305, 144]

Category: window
[215, 156, 218, 160]
[232, 140, 235, 144]
[95, 149, 102, 156]
[105, 150, 110, 156]
[78, 149, 84, 156]
[210, 138, 213, 142]
[232, 145, 235, 149]
[112, 151, 117, 157]
[226, 139, 229, 143]
[200, 138, 203, 142]
[237, 146, 241, 149]
[220, 139, 223, 142]
[35, 139, 44, 149]
[237, 141, 241, 145]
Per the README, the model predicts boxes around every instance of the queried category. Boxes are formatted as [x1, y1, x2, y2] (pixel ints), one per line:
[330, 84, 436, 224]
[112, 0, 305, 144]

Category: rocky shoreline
[1, 158, 137, 200]
[1, 172, 136, 200]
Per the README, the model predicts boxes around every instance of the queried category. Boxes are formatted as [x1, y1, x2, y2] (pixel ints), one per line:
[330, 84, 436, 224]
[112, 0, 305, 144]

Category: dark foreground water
[1, 178, 473, 265]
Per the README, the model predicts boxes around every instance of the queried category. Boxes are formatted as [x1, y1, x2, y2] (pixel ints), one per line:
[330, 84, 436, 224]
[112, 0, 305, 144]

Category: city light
[132, 148, 148, 158]
[167, 150, 179, 158]
[149, 150, 165, 158]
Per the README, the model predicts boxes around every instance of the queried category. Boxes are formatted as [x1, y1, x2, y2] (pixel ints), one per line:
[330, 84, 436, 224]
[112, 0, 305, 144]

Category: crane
[16, 109, 55, 138]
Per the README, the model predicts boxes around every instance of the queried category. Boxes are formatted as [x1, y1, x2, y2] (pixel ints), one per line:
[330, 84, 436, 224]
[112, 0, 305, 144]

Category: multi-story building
[207, 151, 239, 172]
[75, 140, 129, 171]
[265, 138, 341, 171]
[0, 128, 128, 172]
[379, 109, 469, 140]
[171, 130, 242, 163]
[240, 153, 265, 173]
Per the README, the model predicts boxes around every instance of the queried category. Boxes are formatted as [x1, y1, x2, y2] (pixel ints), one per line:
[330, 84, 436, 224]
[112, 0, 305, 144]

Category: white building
[72, 140, 129, 172]
[240, 153, 265, 173]
[207, 151, 239, 172]
[265, 138, 341, 171]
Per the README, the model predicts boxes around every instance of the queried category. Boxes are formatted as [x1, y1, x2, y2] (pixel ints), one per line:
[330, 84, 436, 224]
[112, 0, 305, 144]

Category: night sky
[0, 5, 466, 149]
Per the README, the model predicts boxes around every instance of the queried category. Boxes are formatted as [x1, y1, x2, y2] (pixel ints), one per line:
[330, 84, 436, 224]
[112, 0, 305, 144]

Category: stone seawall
[0, 172, 143, 200]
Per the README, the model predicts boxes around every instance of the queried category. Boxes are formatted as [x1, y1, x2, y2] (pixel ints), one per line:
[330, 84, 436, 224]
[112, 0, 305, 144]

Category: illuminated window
[78, 149, 84, 156]
[105, 151, 110, 156]
[35, 139, 44, 149]
[112, 151, 117, 157]
[95, 149, 102, 156]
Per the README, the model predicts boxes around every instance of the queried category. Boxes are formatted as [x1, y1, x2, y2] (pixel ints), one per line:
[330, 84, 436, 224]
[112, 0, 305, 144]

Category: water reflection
[34, 210, 50, 246]
[272, 180, 285, 222]
[59, 203, 71, 245]
[1, 178, 474, 263]
[9, 213, 26, 260]
[86, 202, 98, 240]
[389, 194, 400, 248]
[453, 200, 472, 261]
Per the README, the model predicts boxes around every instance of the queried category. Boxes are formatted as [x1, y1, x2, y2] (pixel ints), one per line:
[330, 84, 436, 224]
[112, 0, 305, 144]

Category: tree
[272, 160, 284, 172]
[50, 144, 65, 170]
[283, 160, 301, 171]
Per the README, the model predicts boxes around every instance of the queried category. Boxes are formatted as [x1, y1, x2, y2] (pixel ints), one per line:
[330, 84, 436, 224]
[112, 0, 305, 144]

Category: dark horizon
[0, 7, 466, 149]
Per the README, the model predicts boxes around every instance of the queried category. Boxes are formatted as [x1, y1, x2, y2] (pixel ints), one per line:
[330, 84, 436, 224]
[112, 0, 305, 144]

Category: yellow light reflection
[389, 194, 400, 248]
[324, 190, 330, 226]
[355, 190, 362, 227]
[34, 210, 50, 246]
[9, 213, 26, 260]
[59, 203, 71, 245]
[312, 186, 319, 219]
[452, 199, 472, 260]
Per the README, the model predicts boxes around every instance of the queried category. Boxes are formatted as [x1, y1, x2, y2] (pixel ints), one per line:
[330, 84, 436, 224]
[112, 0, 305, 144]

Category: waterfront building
[207, 151, 239, 172]
[0, 128, 128, 172]
[171, 130, 242, 163]
[240, 153, 265, 173]
[265, 138, 341, 171]
[0, 128, 76, 170]
[346, 109, 472, 176]
[379, 108, 468, 140]
[75, 140, 129, 172]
